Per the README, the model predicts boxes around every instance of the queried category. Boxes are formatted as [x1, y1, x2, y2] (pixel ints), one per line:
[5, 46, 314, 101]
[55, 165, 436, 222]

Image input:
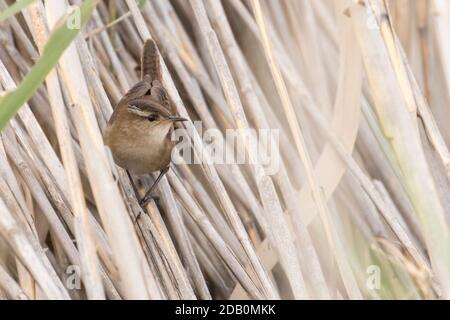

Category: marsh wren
[104, 39, 186, 206]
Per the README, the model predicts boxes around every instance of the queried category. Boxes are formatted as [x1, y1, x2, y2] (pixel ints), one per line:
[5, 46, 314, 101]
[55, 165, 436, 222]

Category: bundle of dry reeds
[0, 0, 449, 300]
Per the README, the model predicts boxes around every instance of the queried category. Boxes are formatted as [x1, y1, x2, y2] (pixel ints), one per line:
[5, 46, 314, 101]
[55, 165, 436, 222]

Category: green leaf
[0, 0, 37, 22]
[0, 0, 98, 130]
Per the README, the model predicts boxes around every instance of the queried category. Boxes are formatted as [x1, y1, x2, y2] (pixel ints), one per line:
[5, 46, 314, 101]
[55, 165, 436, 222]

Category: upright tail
[141, 39, 161, 81]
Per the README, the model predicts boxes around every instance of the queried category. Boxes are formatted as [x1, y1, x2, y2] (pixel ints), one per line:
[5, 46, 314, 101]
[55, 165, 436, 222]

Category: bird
[103, 39, 186, 207]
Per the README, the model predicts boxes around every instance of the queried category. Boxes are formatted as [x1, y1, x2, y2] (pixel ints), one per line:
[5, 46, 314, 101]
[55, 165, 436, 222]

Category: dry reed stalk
[252, 0, 364, 299]
[0, 0, 449, 300]
[0, 196, 68, 299]
[351, 0, 450, 297]
[168, 170, 263, 299]
[27, 1, 104, 299]
[45, 0, 149, 299]
[126, 0, 276, 299]
[189, 0, 300, 299]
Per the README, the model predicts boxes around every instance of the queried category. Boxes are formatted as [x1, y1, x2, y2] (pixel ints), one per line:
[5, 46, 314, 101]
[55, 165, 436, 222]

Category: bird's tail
[141, 39, 161, 82]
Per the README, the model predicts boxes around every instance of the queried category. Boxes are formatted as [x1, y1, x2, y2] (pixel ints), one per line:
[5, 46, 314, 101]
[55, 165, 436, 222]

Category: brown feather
[151, 80, 170, 108]
[141, 39, 161, 81]
[103, 39, 183, 176]
[107, 79, 151, 125]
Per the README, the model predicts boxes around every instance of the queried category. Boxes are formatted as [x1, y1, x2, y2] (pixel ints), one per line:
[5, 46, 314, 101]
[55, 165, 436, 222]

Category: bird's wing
[122, 79, 151, 101]
[150, 80, 177, 115]
[107, 79, 152, 125]
[150, 80, 169, 107]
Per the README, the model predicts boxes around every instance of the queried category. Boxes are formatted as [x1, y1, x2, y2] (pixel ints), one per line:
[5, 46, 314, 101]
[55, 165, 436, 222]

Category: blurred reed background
[0, 0, 449, 300]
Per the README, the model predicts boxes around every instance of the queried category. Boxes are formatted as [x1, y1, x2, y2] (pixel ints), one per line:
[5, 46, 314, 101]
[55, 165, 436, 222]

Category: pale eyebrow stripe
[127, 105, 151, 117]
[127, 98, 172, 117]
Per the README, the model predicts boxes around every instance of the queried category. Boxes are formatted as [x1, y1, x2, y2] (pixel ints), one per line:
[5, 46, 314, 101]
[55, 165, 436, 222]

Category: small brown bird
[104, 39, 186, 206]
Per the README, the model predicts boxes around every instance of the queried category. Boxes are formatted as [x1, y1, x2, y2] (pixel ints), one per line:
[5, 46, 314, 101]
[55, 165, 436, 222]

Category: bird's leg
[139, 166, 169, 207]
[126, 170, 140, 199]
[127, 170, 147, 223]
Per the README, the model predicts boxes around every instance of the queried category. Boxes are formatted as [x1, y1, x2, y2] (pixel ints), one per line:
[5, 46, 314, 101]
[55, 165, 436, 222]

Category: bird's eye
[147, 114, 158, 122]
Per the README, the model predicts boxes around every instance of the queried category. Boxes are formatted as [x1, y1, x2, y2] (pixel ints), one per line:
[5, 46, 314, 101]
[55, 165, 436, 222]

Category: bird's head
[127, 97, 187, 128]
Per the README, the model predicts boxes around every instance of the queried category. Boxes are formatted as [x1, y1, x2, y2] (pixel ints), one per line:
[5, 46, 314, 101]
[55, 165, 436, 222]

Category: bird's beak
[168, 116, 188, 122]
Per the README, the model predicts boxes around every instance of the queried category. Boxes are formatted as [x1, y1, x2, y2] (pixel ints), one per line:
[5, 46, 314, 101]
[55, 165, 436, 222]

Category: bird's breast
[104, 121, 174, 174]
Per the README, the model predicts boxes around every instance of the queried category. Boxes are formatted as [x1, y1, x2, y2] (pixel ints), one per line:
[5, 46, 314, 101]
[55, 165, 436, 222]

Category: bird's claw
[139, 194, 160, 207]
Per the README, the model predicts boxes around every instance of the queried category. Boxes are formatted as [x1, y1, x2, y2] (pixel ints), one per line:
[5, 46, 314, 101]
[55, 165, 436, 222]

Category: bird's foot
[135, 195, 159, 222]
[138, 194, 160, 208]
